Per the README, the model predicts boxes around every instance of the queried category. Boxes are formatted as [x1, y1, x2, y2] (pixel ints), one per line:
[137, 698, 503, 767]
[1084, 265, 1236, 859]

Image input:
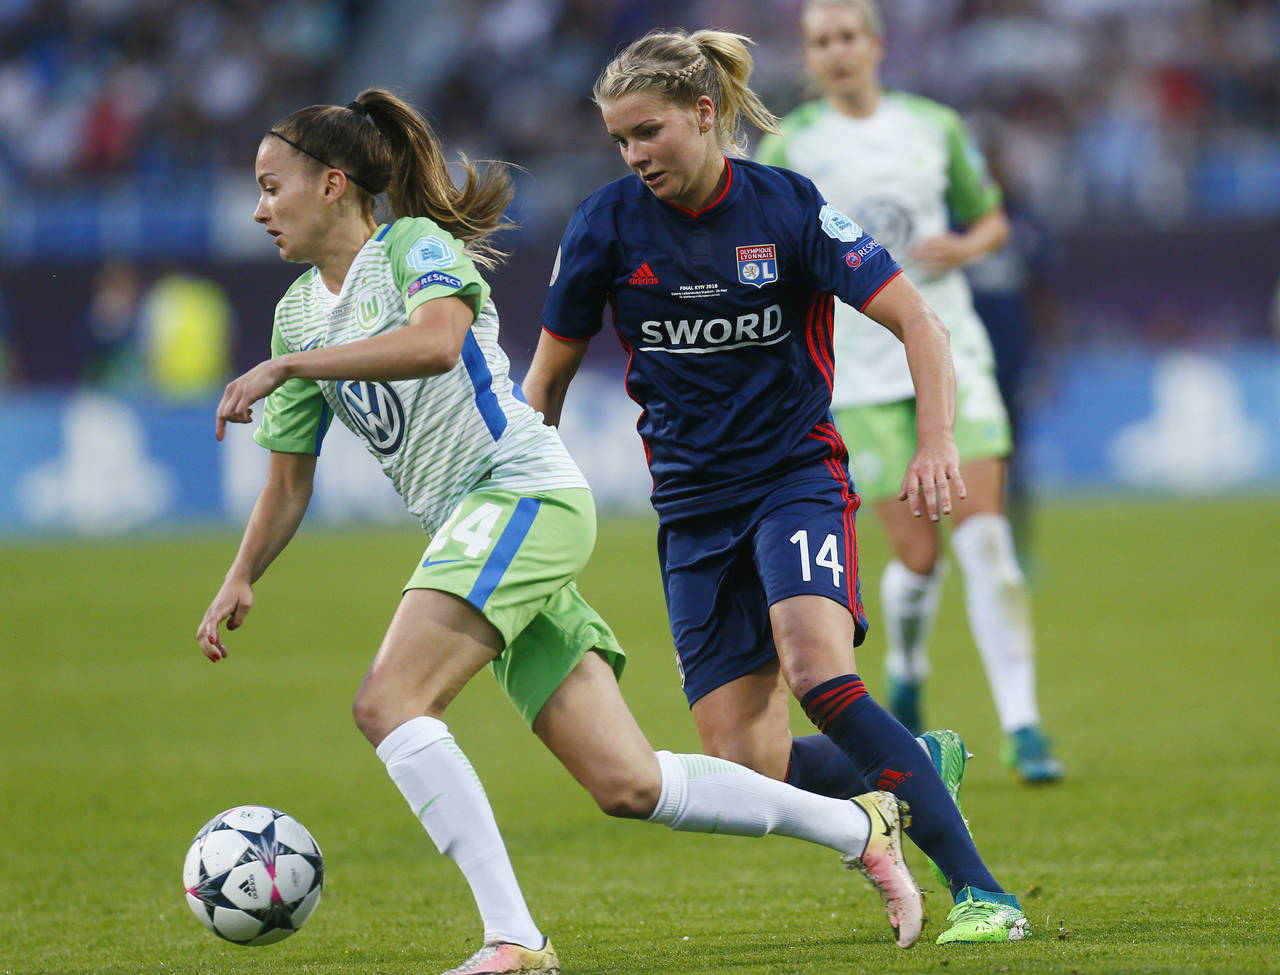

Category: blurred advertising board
[1, 349, 1278, 536]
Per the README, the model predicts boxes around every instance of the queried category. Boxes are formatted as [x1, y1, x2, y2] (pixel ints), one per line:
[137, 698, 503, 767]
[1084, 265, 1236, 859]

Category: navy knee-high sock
[800, 674, 1002, 898]
[786, 734, 870, 799]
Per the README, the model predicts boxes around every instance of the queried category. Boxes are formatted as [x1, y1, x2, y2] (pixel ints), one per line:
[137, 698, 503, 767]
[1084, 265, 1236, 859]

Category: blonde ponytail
[593, 29, 779, 155]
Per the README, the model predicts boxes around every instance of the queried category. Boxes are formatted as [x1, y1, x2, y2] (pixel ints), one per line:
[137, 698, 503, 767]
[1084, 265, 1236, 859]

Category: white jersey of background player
[757, 0, 1062, 781]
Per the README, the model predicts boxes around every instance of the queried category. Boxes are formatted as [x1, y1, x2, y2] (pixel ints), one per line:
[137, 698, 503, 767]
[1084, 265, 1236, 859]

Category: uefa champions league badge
[819, 204, 864, 242]
[736, 244, 778, 288]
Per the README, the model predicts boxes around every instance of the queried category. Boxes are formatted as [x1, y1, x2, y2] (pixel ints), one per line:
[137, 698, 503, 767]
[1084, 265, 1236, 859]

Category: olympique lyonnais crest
[736, 244, 778, 289]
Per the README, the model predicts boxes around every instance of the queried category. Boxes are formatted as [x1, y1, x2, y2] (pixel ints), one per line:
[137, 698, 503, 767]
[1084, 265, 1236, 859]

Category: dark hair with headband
[266, 88, 514, 269]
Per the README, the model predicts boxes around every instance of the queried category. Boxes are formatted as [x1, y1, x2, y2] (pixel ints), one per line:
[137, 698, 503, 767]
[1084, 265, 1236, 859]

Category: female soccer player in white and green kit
[196, 88, 927, 975]
[757, 0, 1062, 782]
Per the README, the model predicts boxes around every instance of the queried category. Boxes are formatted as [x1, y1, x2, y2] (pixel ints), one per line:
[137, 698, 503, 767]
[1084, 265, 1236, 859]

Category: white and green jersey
[757, 91, 1003, 407]
[254, 217, 587, 534]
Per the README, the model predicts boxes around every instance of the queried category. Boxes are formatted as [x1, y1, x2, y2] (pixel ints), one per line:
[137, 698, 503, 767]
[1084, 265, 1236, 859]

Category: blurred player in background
[198, 86, 932, 975]
[527, 28, 1030, 944]
[756, 0, 1062, 782]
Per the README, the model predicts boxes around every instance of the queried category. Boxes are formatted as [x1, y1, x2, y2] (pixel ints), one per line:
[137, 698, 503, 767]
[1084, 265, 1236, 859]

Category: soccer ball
[183, 805, 324, 945]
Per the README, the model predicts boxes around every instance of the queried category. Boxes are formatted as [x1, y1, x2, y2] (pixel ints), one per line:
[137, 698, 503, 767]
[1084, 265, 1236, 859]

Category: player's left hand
[908, 233, 974, 276]
[216, 360, 287, 441]
[899, 435, 966, 521]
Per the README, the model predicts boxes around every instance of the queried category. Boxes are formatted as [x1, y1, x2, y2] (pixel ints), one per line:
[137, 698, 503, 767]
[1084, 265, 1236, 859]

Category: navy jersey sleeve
[541, 204, 615, 340]
[798, 191, 902, 312]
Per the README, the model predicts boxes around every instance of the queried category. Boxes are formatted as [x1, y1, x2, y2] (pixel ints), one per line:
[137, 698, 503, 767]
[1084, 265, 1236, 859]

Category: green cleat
[1001, 725, 1064, 784]
[921, 729, 972, 887]
[936, 887, 1030, 944]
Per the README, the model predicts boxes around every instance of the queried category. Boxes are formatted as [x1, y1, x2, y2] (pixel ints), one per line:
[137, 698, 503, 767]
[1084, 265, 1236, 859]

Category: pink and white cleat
[440, 939, 560, 975]
[843, 791, 925, 948]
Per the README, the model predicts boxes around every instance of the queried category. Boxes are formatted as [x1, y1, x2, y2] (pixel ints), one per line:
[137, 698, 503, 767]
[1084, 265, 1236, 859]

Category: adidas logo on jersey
[629, 262, 660, 285]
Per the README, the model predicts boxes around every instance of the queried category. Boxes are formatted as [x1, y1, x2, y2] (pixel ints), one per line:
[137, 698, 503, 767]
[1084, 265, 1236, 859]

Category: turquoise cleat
[887, 677, 923, 736]
[1002, 725, 1064, 783]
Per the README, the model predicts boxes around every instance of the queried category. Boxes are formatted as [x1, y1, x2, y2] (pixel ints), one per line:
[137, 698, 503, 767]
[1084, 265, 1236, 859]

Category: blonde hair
[593, 29, 780, 155]
[267, 87, 514, 269]
[804, 0, 884, 38]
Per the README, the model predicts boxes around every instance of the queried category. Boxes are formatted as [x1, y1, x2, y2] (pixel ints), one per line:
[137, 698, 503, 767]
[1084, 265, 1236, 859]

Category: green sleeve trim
[891, 91, 1003, 224]
[384, 217, 489, 321]
[754, 100, 826, 168]
[252, 317, 331, 455]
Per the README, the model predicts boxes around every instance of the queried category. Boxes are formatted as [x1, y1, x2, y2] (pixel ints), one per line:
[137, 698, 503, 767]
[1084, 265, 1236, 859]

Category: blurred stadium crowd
[0, 0, 1278, 391]
[2, 0, 1278, 229]
[1, 0, 1278, 514]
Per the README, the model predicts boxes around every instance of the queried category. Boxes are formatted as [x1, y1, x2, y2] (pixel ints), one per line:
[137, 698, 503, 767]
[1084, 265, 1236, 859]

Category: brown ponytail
[267, 88, 515, 269]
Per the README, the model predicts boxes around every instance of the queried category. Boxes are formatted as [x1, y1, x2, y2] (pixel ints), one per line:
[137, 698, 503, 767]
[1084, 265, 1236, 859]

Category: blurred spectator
[1, 0, 1279, 384]
[83, 259, 146, 394]
[2, 0, 1276, 230]
[139, 270, 233, 400]
[0, 287, 20, 387]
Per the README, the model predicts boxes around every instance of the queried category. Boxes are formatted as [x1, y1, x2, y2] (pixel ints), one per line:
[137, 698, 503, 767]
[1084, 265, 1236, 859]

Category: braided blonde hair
[593, 29, 779, 155]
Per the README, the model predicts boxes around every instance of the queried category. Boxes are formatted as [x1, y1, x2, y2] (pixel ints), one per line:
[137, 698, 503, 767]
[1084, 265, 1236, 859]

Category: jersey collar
[662, 157, 735, 218]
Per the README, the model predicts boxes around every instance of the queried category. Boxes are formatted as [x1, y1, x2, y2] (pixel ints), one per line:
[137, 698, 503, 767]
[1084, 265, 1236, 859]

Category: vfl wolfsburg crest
[354, 292, 382, 331]
[336, 380, 405, 455]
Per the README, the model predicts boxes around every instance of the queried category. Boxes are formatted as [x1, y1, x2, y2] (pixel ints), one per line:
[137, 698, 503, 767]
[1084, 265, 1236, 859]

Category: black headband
[267, 130, 378, 195]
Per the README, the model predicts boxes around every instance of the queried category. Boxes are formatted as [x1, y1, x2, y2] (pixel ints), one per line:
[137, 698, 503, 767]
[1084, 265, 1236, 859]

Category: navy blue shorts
[658, 461, 868, 706]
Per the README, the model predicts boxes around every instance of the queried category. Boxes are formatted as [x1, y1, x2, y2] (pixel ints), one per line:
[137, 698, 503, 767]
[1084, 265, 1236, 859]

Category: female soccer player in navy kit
[758, 0, 1062, 782]
[526, 29, 1030, 945]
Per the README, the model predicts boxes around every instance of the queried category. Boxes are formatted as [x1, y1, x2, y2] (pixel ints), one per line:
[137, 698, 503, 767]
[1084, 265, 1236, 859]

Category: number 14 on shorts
[789, 529, 844, 587]
[426, 502, 503, 559]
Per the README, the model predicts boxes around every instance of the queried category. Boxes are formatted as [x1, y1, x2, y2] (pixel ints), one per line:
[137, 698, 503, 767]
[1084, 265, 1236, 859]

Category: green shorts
[405, 486, 626, 726]
[834, 371, 1011, 505]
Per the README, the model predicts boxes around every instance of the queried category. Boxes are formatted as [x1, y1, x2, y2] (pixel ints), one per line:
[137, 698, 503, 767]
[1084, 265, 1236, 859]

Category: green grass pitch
[2, 496, 1278, 974]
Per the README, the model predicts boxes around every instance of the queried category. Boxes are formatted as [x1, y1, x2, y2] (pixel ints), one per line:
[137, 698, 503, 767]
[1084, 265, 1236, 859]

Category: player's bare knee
[591, 771, 662, 819]
[350, 688, 386, 744]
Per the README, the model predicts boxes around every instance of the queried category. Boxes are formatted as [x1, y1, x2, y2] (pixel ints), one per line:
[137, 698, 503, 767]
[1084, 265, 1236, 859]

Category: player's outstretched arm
[216, 295, 476, 440]
[862, 274, 966, 520]
[524, 329, 591, 427]
[196, 451, 317, 661]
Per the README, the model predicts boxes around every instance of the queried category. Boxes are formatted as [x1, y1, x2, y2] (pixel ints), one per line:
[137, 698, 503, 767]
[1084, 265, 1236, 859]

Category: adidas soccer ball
[183, 805, 324, 945]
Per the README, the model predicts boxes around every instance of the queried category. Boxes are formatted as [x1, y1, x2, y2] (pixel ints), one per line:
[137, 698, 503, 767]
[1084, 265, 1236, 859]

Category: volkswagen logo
[336, 380, 406, 455]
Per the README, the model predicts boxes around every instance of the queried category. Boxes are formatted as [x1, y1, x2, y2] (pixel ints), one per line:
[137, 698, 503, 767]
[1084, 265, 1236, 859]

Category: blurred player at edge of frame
[756, 0, 1062, 782]
[197, 87, 929, 975]
[525, 29, 1030, 945]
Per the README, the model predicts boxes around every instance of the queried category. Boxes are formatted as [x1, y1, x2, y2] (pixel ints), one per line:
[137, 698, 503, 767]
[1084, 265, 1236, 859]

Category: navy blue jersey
[543, 157, 902, 521]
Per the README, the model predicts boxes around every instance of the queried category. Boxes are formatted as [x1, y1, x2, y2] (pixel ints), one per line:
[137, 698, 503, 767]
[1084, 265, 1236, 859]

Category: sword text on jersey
[638, 303, 786, 353]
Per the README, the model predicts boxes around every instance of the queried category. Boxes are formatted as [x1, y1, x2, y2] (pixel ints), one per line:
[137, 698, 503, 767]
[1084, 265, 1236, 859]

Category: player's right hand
[196, 578, 255, 662]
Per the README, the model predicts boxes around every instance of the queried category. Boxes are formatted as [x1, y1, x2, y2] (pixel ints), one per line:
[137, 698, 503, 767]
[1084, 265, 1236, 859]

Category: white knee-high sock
[646, 751, 871, 856]
[376, 716, 542, 949]
[950, 513, 1040, 732]
[880, 559, 948, 683]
